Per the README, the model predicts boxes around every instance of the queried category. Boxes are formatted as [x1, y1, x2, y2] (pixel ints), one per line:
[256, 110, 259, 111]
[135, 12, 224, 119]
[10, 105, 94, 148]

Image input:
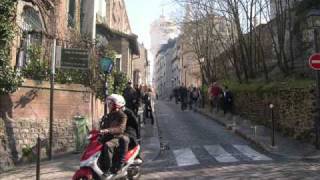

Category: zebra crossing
[172, 144, 272, 167]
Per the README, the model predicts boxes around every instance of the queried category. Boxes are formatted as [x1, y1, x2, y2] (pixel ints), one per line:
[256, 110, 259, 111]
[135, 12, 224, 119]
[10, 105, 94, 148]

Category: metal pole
[314, 29, 320, 149]
[36, 135, 41, 180]
[271, 108, 275, 146]
[270, 104, 275, 146]
[48, 38, 56, 160]
[104, 74, 109, 116]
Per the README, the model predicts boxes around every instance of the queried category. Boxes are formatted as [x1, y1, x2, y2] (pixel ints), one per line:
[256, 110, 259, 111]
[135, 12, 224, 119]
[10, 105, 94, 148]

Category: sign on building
[56, 47, 90, 69]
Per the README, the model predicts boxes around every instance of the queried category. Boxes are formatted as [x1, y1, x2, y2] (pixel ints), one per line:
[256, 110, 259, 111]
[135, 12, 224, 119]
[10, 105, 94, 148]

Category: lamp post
[269, 103, 275, 147]
[307, 9, 320, 149]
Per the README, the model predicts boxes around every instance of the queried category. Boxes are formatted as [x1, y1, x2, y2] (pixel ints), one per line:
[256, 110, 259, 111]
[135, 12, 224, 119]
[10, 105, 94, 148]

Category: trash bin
[74, 116, 88, 153]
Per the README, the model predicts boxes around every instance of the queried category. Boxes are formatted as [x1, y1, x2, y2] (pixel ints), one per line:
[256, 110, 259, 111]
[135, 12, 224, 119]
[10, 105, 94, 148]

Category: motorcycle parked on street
[72, 129, 141, 180]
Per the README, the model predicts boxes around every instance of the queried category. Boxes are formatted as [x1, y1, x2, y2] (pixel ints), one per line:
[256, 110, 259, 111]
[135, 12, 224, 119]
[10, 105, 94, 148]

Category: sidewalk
[194, 107, 320, 160]
[0, 110, 161, 179]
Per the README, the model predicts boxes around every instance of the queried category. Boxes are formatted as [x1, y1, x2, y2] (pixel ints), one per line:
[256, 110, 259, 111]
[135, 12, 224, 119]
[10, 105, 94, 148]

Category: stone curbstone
[194, 107, 314, 160]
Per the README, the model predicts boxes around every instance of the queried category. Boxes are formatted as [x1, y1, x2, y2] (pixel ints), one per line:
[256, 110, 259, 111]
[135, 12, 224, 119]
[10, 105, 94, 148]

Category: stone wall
[233, 87, 315, 141]
[0, 80, 104, 170]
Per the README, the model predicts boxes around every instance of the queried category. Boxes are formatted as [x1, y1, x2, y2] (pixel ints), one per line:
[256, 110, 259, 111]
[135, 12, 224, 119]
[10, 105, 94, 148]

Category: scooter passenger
[100, 94, 128, 174]
[123, 107, 143, 164]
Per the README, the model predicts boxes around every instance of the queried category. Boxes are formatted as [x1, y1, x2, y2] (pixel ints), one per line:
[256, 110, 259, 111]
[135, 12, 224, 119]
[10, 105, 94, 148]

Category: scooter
[72, 129, 141, 180]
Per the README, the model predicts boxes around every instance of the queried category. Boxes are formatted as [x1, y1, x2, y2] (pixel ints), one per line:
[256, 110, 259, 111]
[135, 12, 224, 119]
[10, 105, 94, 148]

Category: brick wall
[0, 80, 104, 169]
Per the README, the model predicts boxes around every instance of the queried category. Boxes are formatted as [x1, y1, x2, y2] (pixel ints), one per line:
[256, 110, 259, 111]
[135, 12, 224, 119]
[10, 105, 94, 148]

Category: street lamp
[307, 9, 320, 149]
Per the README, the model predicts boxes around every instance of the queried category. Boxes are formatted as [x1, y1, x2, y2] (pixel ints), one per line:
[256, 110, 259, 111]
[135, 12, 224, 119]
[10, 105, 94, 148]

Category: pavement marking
[204, 145, 239, 163]
[233, 145, 272, 161]
[173, 148, 200, 167]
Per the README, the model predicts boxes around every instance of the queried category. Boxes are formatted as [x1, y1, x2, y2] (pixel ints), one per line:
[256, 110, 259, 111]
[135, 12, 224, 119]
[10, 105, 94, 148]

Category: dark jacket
[123, 86, 137, 110]
[101, 110, 127, 137]
[124, 108, 140, 139]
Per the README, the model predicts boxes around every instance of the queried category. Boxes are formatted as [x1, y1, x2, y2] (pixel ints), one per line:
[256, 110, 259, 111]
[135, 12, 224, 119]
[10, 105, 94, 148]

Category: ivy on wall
[0, 0, 23, 95]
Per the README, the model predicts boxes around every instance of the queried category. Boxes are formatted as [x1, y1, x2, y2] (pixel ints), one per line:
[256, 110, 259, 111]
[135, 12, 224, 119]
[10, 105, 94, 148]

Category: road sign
[100, 57, 114, 74]
[56, 48, 89, 69]
[309, 53, 320, 70]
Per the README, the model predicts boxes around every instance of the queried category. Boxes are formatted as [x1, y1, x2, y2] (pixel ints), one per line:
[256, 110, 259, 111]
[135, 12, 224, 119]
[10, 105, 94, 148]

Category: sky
[124, 0, 179, 49]
[125, 0, 181, 82]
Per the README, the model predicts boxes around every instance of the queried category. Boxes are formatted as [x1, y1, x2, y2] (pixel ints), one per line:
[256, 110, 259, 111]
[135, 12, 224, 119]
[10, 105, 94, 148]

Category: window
[22, 7, 43, 31]
[68, 0, 76, 28]
[115, 54, 122, 72]
[80, 0, 85, 33]
[19, 6, 44, 67]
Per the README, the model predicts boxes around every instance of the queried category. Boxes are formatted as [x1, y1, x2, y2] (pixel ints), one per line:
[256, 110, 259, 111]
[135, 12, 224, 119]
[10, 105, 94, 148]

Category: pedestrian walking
[133, 84, 143, 115]
[190, 87, 200, 109]
[210, 82, 222, 112]
[179, 84, 188, 110]
[123, 81, 137, 114]
[143, 88, 154, 125]
[222, 86, 233, 114]
[173, 87, 179, 104]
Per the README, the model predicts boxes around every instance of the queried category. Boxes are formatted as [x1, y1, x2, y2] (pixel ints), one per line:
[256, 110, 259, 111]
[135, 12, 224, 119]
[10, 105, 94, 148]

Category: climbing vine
[0, 0, 23, 95]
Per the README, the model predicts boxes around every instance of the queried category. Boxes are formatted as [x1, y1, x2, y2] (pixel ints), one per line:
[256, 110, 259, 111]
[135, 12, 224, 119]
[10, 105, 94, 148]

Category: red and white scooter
[72, 129, 141, 180]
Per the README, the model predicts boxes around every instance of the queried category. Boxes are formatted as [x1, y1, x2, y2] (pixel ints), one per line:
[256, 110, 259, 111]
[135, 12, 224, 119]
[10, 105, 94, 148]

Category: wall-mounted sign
[56, 47, 89, 70]
[100, 57, 114, 74]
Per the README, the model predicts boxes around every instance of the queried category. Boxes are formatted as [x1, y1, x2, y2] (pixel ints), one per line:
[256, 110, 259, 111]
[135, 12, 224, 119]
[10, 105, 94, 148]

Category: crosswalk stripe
[233, 145, 272, 161]
[173, 148, 200, 167]
[204, 145, 239, 163]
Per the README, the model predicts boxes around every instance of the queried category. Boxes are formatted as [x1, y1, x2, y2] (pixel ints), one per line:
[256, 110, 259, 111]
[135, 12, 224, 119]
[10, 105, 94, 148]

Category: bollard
[36, 136, 41, 180]
[269, 104, 275, 147]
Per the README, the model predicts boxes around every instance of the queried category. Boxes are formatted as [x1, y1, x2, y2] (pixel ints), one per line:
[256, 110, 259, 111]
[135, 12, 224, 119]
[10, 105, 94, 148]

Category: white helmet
[107, 94, 126, 108]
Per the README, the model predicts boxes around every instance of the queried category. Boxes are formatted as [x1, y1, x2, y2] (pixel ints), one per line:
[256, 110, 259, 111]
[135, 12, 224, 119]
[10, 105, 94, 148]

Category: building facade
[150, 15, 178, 56]
[132, 44, 150, 86]
[84, 0, 139, 79]
[154, 39, 178, 98]
[0, 0, 141, 170]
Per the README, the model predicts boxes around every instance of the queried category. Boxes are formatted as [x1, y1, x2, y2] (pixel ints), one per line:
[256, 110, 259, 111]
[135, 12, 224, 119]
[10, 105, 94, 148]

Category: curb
[194, 108, 318, 160]
[140, 101, 161, 164]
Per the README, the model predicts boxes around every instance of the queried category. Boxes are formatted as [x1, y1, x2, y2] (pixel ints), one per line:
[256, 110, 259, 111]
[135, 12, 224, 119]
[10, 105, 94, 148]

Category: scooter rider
[100, 94, 128, 174]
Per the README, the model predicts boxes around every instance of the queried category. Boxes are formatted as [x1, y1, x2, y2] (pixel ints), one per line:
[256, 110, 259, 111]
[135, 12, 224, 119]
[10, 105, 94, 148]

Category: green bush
[0, 66, 23, 95]
[21, 45, 49, 81]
